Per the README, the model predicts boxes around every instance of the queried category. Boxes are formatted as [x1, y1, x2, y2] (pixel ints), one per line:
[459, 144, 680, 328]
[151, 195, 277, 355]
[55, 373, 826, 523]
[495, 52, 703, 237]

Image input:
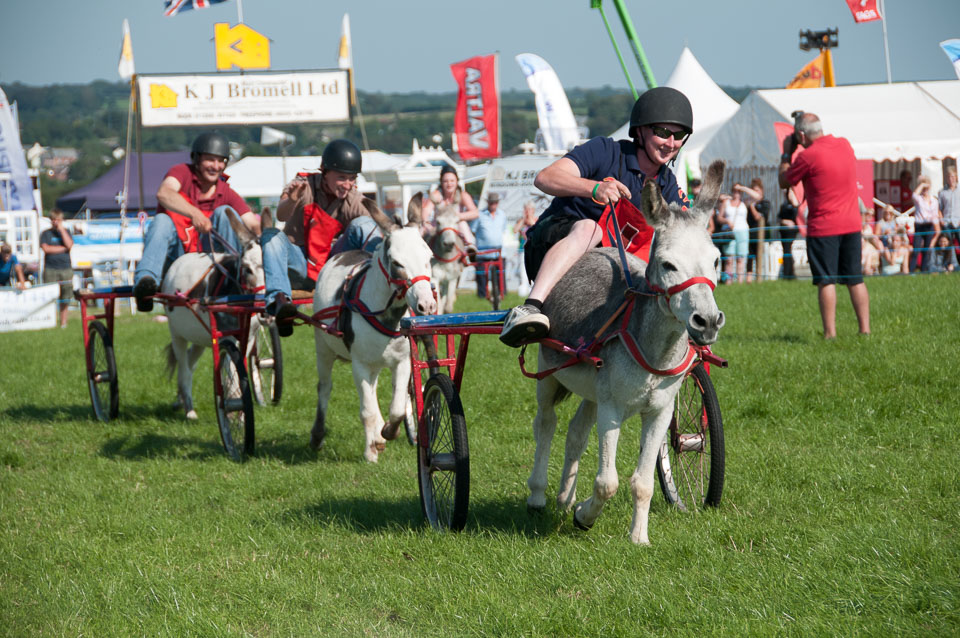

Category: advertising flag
[118, 19, 135, 81]
[0, 86, 36, 212]
[450, 54, 500, 160]
[940, 39, 960, 80]
[338, 14, 353, 70]
[515, 53, 579, 152]
[845, 0, 883, 24]
[786, 54, 824, 89]
[164, 0, 230, 17]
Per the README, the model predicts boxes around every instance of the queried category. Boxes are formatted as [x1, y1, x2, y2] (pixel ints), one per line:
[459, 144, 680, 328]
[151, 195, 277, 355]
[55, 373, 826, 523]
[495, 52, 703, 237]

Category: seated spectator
[0, 242, 26, 289]
[930, 233, 958, 273]
[861, 210, 882, 276]
[876, 205, 898, 248]
[880, 232, 911, 275]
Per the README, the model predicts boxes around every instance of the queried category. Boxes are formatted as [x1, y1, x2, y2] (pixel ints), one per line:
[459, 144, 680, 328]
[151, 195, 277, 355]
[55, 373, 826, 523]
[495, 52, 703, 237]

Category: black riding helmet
[191, 132, 230, 164]
[629, 86, 694, 137]
[321, 139, 362, 174]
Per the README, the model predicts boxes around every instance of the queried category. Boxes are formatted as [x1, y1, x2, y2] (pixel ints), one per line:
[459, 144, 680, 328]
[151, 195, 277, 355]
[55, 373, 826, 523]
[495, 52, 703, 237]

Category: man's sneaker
[134, 276, 157, 312]
[268, 293, 297, 337]
[499, 304, 550, 347]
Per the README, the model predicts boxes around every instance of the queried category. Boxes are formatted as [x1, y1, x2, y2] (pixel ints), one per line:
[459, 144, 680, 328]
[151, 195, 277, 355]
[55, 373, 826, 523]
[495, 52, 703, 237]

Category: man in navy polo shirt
[500, 87, 693, 346]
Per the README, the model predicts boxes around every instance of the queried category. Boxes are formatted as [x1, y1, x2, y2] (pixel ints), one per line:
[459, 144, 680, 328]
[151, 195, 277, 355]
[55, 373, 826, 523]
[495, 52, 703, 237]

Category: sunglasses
[649, 125, 689, 142]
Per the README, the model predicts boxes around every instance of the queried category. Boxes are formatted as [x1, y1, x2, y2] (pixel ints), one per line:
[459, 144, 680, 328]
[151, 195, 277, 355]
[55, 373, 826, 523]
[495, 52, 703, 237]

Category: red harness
[519, 275, 716, 380]
[429, 227, 468, 264]
[312, 258, 433, 339]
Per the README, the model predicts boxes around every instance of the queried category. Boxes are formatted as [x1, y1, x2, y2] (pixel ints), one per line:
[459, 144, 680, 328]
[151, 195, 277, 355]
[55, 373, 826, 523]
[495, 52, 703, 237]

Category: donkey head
[641, 160, 726, 345]
[431, 201, 463, 256]
[226, 208, 264, 294]
[370, 194, 437, 316]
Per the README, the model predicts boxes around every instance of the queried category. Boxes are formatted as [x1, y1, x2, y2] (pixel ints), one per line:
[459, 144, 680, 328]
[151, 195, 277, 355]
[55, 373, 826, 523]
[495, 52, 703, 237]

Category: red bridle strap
[429, 227, 467, 263]
[646, 276, 715, 309]
[377, 258, 431, 297]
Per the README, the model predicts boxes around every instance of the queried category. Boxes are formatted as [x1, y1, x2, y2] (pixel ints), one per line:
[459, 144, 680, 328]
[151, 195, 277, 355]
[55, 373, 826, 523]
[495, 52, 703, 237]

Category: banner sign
[0, 283, 58, 332]
[478, 155, 555, 227]
[786, 54, 824, 89]
[450, 54, 500, 160]
[0, 86, 36, 212]
[515, 53, 580, 152]
[137, 71, 349, 127]
[845, 0, 882, 24]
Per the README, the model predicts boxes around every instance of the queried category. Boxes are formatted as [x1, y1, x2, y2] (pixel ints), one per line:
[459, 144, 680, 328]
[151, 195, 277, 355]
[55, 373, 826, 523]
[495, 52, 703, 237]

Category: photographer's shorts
[806, 231, 863, 286]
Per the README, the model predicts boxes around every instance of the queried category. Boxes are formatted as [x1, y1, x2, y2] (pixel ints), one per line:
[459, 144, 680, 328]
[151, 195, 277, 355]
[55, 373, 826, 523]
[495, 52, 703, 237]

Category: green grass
[1, 275, 958, 636]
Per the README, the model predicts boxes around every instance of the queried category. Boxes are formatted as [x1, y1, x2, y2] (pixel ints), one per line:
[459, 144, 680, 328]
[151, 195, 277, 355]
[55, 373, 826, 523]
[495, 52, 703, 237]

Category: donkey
[161, 210, 264, 420]
[424, 196, 468, 314]
[526, 160, 726, 545]
[311, 194, 437, 462]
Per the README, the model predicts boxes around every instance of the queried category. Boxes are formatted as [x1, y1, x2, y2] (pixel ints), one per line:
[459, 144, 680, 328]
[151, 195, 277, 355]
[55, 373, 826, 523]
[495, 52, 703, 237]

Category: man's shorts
[806, 232, 863, 286]
[43, 266, 74, 303]
[523, 211, 582, 281]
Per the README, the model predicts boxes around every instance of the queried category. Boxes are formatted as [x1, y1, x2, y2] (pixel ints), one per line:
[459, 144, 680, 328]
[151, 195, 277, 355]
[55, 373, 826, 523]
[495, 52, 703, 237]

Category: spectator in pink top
[910, 175, 939, 272]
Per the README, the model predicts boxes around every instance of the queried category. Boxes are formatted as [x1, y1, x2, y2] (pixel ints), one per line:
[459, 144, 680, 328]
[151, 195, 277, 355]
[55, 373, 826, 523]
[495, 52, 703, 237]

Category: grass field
[1, 274, 958, 636]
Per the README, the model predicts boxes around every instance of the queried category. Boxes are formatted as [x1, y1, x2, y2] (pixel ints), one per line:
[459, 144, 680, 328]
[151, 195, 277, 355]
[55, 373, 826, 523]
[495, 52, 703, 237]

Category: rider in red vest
[133, 132, 259, 312]
[263, 138, 383, 335]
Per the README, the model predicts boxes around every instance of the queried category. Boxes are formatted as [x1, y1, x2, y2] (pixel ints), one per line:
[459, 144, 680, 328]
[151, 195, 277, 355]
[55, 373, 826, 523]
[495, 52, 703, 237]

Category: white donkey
[311, 194, 437, 462]
[526, 161, 727, 545]
[424, 195, 468, 314]
[161, 210, 264, 420]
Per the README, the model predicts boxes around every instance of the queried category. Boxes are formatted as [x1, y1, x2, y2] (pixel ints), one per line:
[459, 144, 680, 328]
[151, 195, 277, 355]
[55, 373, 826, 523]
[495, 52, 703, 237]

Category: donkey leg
[557, 399, 597, 511]
[170, 336, 196, 420]
[381, 353, 411, 441]
[526, 375, 561, 511]
[183, 344, 206, 420]
[352, 361, 386, 463]
[311, 340, 337, 451]
[629, 409, 674, 545]
[573, 403, 622, 530]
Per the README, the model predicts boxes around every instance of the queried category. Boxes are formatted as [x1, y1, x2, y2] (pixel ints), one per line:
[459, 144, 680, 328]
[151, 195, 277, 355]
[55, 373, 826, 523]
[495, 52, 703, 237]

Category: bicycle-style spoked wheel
[417, 374, 470, 531]
[656, 363, 724, 511]
[215, 339, 255, 461]
[86, 320, 119, 421]
[249, 319, 283, 406]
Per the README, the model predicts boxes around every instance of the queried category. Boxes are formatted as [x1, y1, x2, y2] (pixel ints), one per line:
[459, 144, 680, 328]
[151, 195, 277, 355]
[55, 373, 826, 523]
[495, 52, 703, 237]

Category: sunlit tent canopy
[700, 80, 960, 169]
[56, 152, 190, 215]
[610, 47, 741, 186]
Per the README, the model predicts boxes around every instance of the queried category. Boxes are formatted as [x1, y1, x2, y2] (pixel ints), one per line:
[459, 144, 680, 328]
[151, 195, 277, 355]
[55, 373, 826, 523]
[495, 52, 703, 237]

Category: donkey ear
[226, 208, 255, 244]
[406, 192, 424, 227]
[693, 160, 726, 218]
[260, 207, 274, 231]
[641, 180, 671, 229]
[362, 197, 401, 234]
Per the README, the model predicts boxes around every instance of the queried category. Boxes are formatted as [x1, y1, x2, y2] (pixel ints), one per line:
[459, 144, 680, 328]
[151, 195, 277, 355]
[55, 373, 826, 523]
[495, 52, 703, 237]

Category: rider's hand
[594, 179, 631, 206]
[193, 213, 212, 233]
[286, 179, 309, 202]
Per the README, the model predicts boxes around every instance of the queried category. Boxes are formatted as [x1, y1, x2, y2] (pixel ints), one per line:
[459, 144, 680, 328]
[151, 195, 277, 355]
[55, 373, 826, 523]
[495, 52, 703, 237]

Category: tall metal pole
[879, 0, 893, 83]
[610, 0, 657, 89]
[591, 1, 639, 99]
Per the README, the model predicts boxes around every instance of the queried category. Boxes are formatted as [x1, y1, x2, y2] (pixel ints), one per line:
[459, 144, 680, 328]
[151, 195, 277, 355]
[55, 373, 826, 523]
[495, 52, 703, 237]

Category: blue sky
[1, 0, 957, 92]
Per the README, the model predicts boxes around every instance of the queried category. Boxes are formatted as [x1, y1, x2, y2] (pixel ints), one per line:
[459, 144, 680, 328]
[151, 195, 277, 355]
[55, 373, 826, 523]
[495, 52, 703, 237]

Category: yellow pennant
[214, 23, 271, 71]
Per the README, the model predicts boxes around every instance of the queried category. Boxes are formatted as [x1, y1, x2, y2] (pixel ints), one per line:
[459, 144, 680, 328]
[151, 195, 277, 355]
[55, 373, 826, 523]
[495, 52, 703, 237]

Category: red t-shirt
[783, 135, 860, 237]
[157, 163, 250, 218]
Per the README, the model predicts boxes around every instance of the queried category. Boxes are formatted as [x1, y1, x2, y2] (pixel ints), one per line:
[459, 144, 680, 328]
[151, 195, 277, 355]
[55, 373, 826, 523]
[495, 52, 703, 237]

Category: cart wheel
[656, 363, 724, 511]
[417, 374, 470, 531]
[215, 339, 255, 462]
[249, 319, 283, 406]
[86, 320, 119, 422]
[490, 264, 501, 311]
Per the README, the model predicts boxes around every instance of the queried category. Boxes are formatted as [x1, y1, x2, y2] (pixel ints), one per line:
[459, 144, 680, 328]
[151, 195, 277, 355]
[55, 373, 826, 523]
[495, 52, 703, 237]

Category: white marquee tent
[610, 47, 741, 188]
[700, 80, 960, 170]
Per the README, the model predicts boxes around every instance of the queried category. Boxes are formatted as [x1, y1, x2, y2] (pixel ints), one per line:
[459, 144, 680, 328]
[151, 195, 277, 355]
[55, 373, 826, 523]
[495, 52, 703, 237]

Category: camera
[791, 110, 805, 144]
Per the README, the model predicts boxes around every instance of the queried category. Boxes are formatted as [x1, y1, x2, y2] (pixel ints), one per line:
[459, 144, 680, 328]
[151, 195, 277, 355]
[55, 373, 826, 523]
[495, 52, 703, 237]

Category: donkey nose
[418, 297, 437, 316]
[688, 310, 724, 344]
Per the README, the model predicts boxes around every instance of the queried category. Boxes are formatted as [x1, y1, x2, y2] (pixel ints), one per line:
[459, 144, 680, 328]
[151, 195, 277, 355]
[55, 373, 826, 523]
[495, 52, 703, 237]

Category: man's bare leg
[818, 283, 837, 339]
[848, 282, 871, 335]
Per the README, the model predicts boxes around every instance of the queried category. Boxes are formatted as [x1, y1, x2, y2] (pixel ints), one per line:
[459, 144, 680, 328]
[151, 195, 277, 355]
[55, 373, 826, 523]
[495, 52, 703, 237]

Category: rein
[428, 226, 467, 264]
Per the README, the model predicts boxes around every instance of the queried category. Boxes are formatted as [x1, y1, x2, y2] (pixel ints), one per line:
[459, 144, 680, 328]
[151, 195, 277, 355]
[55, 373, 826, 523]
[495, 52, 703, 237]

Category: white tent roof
[610, 47, 740, 181]
[227, 151, 404, 198]
[701, 80, 960, 169]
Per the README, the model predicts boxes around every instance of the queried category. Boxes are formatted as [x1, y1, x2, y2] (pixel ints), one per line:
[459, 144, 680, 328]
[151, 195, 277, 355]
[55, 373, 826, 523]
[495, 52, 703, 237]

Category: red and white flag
[845, 0, 882, 24]
[450, 54, 500, 160]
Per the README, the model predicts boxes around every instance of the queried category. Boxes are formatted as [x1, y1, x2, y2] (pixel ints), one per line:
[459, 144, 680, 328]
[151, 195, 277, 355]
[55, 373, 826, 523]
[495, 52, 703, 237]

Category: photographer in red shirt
[779, 112, 870, 339]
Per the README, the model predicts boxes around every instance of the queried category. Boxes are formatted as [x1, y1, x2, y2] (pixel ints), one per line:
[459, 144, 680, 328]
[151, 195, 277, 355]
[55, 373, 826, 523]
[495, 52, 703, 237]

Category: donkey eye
[662, 261, 677, 272]
[714, 258, 720, 269]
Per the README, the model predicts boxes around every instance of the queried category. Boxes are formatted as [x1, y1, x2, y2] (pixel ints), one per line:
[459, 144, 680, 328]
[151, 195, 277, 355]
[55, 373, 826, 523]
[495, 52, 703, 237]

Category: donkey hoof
[381, 421, 400, 441]
[185, 410, 198, 421]
[309, 430, 326, 451]
[526, 504, 546, 516]
[572, 511, 594, 531]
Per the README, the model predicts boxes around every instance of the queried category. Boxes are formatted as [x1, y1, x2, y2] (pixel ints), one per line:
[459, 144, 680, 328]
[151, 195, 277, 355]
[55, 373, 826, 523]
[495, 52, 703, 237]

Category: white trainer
[499, 304, 550, 347]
